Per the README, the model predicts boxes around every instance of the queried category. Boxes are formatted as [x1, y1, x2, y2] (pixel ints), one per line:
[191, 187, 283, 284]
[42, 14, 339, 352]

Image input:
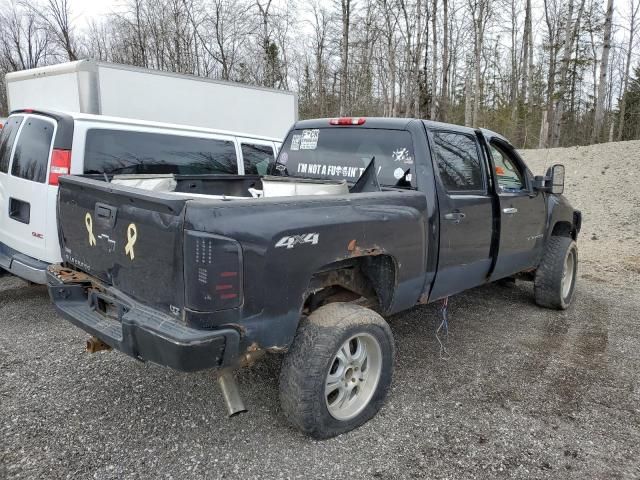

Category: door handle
[444, 211, 466, 223]
[503, 207, 518, 214]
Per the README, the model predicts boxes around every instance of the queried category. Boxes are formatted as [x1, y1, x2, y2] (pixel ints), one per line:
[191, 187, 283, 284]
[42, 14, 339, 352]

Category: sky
[71, 0, 120, 27]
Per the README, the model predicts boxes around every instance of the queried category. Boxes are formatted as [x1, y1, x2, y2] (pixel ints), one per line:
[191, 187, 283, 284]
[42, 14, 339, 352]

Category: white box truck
[5, 60, 297, 139]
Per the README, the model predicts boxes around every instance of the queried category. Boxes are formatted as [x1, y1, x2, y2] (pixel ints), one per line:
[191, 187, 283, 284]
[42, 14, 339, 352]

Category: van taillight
[184, 231, 243, 312]
[49, 149, 71, 186]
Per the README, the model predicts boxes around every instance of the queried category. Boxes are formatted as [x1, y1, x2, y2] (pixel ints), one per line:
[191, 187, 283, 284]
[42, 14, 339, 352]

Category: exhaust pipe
[217, 369, 247, 417]
[86, 336, 112, 353]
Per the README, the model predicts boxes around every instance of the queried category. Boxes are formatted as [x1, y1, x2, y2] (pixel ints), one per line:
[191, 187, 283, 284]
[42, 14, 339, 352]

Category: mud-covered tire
[534, 236, 578, 310]
[279, 303, 394, 439]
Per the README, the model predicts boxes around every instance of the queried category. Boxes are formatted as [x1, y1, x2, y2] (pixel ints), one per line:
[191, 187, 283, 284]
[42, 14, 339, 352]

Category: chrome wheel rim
[325, 333, 383, 421]
[562, 250, 575, 299]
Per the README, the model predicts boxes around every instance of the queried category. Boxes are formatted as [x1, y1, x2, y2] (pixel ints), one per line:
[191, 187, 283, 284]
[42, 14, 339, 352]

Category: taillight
[184, 231, 243, 312]
[49, 149, 71, 186]
[329, 117, 366, 125]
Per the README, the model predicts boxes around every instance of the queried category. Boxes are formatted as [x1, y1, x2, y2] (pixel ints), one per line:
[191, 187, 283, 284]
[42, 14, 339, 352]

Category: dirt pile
[520, 140, 640, 288]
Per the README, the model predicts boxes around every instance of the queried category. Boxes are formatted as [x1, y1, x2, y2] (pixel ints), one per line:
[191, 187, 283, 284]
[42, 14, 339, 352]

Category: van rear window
[11, 117, 54, 183]
[0, 116, 23, 174]
[84, 129, 238, 175]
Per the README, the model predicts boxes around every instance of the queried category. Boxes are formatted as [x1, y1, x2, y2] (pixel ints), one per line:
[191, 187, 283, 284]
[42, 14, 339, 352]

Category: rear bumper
[0, 242, 49, 284]
[47, 269, 240, 372]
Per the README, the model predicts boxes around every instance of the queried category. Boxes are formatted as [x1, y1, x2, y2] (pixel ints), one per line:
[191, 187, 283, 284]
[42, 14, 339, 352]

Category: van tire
[279, 303, 394, 439]
[534, 236, 578, 310]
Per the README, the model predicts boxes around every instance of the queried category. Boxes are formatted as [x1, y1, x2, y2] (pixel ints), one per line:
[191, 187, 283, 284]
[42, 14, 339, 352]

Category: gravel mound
[520, 140, 640, 288]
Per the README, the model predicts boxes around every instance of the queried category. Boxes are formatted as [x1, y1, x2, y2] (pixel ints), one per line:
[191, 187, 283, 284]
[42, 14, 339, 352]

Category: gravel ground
[2, 141, 640, 479]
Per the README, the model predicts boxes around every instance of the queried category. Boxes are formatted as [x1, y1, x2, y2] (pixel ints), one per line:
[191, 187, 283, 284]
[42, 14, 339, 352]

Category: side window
[241, 143, 274, 175]
[11, 117, 55, 183]
[432, 132, 484, 192]
[490, 144, 525, 192]
[84, 129, 238, 175]
[0, 116, 24, 173]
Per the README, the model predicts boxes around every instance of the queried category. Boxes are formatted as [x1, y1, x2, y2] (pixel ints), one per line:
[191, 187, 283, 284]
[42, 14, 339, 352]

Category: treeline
[1, 0, 640, 147]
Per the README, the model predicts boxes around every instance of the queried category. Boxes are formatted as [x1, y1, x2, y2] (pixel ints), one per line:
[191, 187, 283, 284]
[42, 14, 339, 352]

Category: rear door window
[432, 131, 485, 192]
[10, 116, 54, 183]
[0, 115, 24, 173]
[241, 143, 274, 175]
[84, 129, 238, 175]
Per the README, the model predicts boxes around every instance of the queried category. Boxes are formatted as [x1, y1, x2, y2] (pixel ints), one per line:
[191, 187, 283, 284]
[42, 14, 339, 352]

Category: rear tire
[279, 303, 394, 439]
[534, 236, 578, 309]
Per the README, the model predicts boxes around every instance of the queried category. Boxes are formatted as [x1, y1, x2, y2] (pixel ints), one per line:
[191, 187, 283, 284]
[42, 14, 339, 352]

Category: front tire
[279, 303, 395, 439]
[534, 236, 578, 309]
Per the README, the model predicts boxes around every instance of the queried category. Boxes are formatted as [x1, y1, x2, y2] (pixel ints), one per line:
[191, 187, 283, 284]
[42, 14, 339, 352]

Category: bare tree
[430, 0, 437, 119]
[439, 0, 449, 121]
[549, 0, 587, 147]
[617, 0, 639, 140]
[592, 0, 614, 142]
[469, 0, 489, 126]
[29, 0, 78, 60]
[339, 0, 351, 115]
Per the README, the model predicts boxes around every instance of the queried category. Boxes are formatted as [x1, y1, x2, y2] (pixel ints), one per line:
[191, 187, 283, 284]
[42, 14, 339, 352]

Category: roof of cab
[294, 117, 415, 130]
[293, 117, 507, 142]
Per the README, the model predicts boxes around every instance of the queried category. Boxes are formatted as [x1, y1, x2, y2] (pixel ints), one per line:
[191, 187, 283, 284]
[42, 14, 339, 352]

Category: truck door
[487, 139, 547, 279]
[428, 130, 494, 300]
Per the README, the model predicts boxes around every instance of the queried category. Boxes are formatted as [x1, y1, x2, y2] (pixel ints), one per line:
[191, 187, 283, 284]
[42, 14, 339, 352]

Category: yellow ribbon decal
[124, 223, 137, 260]
[85, 213, 96, 246]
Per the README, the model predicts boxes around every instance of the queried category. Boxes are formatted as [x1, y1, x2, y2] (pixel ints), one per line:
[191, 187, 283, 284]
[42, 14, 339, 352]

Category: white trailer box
[5, 60, 297, 139]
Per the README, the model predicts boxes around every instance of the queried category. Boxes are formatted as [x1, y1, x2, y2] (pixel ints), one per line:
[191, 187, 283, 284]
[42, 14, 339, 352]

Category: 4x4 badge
[275, 233, 319, 249]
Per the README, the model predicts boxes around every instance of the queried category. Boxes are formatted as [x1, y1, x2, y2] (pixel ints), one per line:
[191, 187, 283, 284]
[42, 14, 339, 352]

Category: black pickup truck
[47, 117, 581, 438]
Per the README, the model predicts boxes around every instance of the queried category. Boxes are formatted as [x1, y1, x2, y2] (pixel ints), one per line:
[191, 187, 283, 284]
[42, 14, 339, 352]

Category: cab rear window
[271, 128, 416, 188]
[11, 117, 54, 183]
[0, 115, 23, 173]
[84, 129, 238, 175]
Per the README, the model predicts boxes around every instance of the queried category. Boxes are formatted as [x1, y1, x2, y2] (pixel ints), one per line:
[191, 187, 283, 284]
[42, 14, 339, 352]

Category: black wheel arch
[302, 255, 398, 316]
[547, 194, 581, 241]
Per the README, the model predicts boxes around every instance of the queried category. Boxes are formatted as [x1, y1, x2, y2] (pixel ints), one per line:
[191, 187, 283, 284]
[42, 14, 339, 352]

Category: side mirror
[546, 164, 565, 195]
[532, 175, 546, 190]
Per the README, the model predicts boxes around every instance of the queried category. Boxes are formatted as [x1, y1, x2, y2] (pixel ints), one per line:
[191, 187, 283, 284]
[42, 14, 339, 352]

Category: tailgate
[57, 176, 188, 314]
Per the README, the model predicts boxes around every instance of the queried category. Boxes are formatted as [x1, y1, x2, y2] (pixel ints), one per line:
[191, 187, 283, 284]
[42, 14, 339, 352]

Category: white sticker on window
[290, 134, 302, 151]
[392, 148, 413, 165]
[300, 129, 320, 150]
[393, 168, 405, 180]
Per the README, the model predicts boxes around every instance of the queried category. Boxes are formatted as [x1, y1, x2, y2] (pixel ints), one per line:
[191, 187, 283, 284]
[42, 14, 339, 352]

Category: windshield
[270, 128, 416, 188]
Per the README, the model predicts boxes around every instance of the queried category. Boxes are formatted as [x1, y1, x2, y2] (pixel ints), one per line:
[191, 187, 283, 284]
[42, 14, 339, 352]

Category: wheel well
[303, 255, 397, 314]
[551, 221, 576, 240]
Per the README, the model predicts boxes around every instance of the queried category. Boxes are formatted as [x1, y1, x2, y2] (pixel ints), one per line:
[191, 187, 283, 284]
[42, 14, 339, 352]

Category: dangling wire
[436, 297, 450, 359]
